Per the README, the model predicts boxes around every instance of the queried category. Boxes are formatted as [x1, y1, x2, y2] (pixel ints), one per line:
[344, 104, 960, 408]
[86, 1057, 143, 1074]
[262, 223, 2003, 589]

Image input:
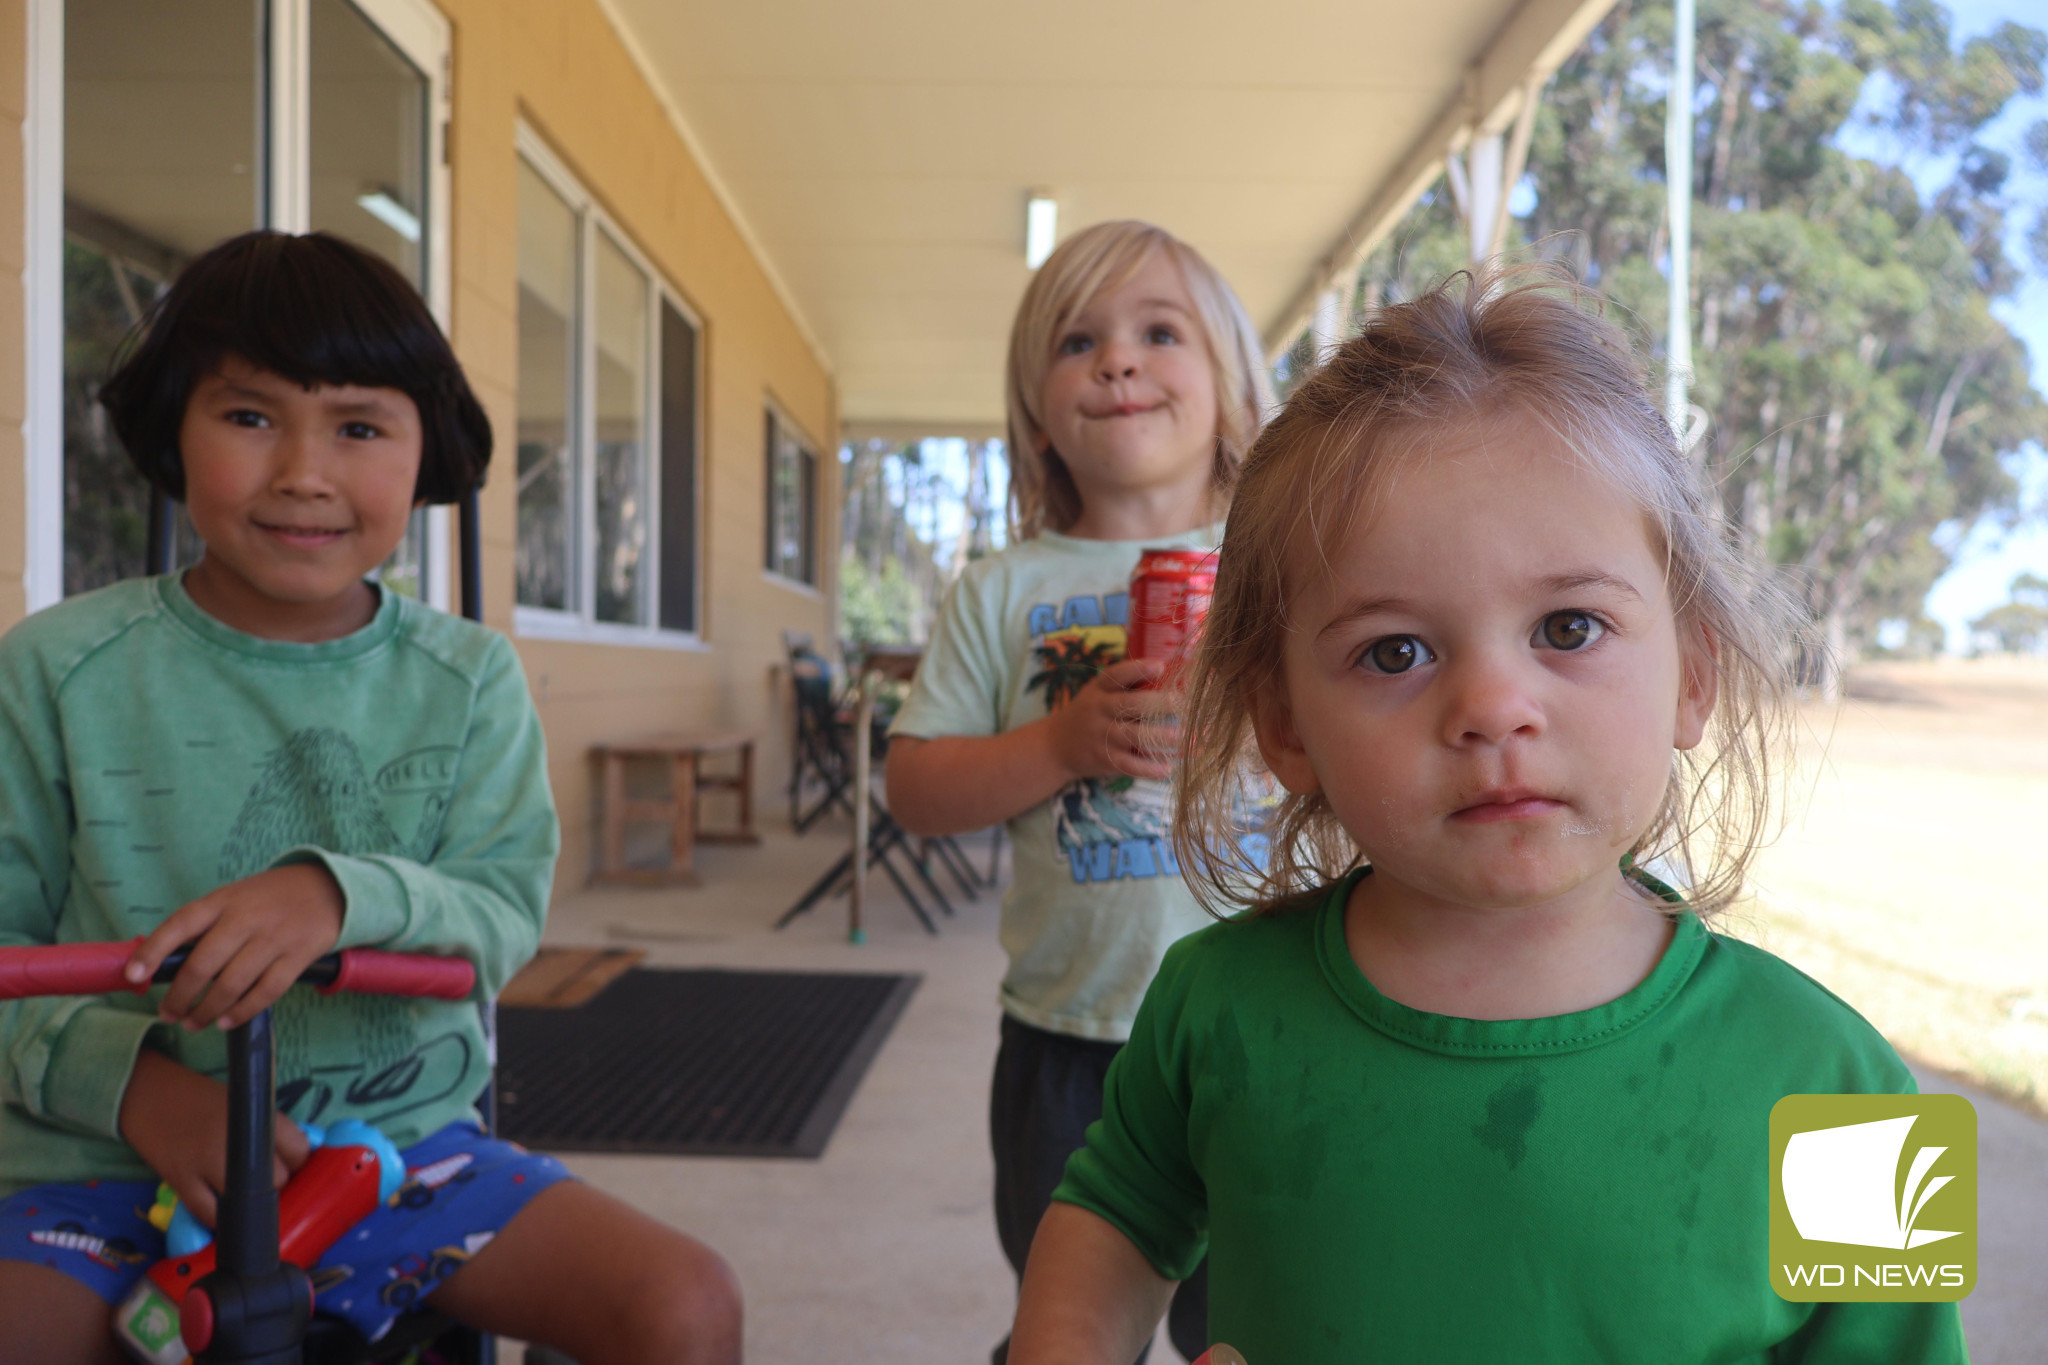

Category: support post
[849, 670, 876, 945]
[1464, 132, 1504, 265]
[1491, 81, 1541, 260]
[1665, 0, 1696, 436]
[1311, 287, 1344, 364]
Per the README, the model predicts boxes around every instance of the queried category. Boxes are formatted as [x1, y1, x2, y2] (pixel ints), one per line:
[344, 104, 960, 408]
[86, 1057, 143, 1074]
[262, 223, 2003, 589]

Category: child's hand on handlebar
[123, 863, 346, 1031]
[1046, 658, 1182, 783]
[119, 1049, 311, 1229]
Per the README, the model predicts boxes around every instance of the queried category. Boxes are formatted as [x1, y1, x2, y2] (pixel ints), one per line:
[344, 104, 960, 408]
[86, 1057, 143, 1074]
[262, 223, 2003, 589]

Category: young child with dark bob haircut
[0, 231, 739, 1365]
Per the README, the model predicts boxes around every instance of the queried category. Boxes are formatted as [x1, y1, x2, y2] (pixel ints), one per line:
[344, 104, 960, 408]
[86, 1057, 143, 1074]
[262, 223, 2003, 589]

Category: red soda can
[1126, 547, 1217, 680]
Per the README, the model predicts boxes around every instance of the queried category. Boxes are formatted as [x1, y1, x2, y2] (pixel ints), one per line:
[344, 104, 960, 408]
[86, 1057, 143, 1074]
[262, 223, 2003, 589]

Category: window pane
[373, 510, 426, 599]
[515, 160, 576, 610]
[763, 410, 778, 573]
[309, 0, 431, 598]
[775, 425, 799, 579]
[800, 447, 817, 586]
[593, 233, 649, 626]
[63, 0, 259, 595]
[766, 413, 813, 584]
[308, 0, 426, 287]
[659, 302, 698, 633]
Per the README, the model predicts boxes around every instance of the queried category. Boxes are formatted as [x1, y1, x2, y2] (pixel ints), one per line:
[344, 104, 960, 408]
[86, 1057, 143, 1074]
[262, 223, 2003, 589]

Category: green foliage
[838, 437, 1004, 647]
[63, 238, 162, 594]
[839, 555, 923, 647]
[1356, 0, 2048, 665]
[1969, 573, 2048, 653]
[1865, 611, 1948, 658]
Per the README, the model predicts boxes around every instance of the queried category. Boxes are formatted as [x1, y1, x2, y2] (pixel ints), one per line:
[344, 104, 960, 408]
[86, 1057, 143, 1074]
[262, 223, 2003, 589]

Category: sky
[1835, 0, 2048, 650]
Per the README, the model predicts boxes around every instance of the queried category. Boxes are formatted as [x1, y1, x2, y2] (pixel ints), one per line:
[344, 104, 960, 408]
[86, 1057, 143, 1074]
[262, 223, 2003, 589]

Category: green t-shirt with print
[1054, 873, 1967, 1363]
[891, 528, 1226, 1042]
[0, 575, 558, 1195]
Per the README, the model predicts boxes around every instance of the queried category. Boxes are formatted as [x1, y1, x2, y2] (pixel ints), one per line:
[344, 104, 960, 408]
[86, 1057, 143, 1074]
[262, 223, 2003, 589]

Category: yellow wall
[0, 0, 840, 899]
[441, 0, 838, 894]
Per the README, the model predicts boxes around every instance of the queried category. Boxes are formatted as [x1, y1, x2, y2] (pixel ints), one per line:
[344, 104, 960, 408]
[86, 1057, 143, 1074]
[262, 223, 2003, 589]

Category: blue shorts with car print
[0, 1122, 571, 1344]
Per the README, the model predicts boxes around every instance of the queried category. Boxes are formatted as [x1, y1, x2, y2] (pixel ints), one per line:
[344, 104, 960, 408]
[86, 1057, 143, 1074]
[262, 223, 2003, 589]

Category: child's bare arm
[118, 1048, 311, 1228]
[123, 862, 345, 1031]
[1008, 1202, 1176, 1365]
[888, 658, 1179, 837]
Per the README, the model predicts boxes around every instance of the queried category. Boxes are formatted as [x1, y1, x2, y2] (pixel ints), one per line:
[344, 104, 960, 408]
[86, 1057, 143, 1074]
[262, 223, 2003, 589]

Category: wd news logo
[1769, 1094, 1976, 1302]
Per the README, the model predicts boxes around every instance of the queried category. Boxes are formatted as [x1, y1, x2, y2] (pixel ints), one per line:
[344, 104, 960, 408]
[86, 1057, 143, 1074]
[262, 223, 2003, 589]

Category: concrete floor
[517, 813, 2044, 1365]
[1908, 1065, 2048, 1365]
[528, 817, 1050, 1365]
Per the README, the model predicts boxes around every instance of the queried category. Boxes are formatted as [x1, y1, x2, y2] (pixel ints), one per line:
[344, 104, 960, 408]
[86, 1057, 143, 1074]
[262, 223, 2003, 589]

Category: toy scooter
[0, 937, 476, 1365]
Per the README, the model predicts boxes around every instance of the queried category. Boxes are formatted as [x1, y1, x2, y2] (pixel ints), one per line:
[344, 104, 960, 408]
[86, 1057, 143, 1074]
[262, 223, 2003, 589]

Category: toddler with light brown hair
[1008, 268, 1967, 1364]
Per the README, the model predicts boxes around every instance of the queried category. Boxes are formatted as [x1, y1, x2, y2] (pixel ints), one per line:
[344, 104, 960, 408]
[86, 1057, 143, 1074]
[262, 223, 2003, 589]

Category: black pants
[989, 1014, 1209, 1364]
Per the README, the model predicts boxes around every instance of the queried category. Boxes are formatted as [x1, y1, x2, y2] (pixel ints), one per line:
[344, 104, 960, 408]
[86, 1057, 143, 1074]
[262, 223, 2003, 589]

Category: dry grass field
[1722, 657, 2048, 1116]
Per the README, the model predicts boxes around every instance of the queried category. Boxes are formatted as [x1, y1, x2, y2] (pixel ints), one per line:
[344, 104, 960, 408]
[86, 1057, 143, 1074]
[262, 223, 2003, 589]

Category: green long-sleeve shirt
[1054, 873, 1967, 1363]
[0, 575, 558, 1195]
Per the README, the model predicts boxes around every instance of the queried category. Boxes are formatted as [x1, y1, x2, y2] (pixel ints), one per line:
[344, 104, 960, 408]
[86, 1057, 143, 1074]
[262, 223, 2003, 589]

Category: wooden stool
[592, 733, 760, 885]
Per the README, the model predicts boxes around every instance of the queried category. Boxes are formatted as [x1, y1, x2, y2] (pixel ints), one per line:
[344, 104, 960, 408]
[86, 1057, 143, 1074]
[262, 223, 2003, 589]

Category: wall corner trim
[587, 0, 836, 382]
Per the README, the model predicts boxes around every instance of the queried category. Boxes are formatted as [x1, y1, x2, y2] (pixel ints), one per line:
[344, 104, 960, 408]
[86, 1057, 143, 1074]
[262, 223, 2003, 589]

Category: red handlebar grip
[321, 949, 475, 1000]
[0, 939, 146, 1000]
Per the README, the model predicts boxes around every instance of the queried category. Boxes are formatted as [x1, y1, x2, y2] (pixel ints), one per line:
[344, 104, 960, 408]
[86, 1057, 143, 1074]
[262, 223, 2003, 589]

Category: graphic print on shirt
[217, 727, 466, 1126]
[1025, 592, 1184, 886]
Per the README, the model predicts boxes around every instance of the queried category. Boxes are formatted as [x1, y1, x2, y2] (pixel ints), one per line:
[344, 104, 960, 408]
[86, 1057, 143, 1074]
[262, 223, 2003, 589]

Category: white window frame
[762, 397, 823, 598]
[23, 0, 454, 613]
[511, 125, 706, 651]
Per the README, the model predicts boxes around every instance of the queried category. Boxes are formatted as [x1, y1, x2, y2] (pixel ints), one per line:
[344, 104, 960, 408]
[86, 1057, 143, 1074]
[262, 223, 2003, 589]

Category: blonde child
[886, 220, 1271, 1362]
[1007, 270, 1967, 1363]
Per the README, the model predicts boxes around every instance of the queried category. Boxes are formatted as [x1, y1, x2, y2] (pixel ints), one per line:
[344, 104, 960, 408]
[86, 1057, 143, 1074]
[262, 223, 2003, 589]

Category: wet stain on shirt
[1472, 1070, 1544, 1169]
[1209, 1007, 1252, 1102]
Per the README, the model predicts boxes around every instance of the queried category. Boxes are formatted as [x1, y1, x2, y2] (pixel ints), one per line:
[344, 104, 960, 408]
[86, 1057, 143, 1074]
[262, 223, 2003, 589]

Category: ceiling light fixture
[1025, 194, 1058, 269]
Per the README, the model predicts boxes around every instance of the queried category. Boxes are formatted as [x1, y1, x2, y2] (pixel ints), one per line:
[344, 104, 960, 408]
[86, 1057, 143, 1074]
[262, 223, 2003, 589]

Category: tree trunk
[1821, 600, 1848, 703]
[1923, 353, 1981, 462]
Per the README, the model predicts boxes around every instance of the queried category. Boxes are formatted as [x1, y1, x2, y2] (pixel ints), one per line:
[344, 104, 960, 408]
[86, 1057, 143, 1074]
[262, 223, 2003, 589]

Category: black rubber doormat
[497, 968, 920, 1158]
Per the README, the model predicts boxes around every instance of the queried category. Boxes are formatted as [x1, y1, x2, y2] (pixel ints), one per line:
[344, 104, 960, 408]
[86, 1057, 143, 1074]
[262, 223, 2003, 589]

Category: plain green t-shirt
[890, 528, 1220, 1042]
[0, 575, 558, 1195]
[1055, 874, 1967, 1363]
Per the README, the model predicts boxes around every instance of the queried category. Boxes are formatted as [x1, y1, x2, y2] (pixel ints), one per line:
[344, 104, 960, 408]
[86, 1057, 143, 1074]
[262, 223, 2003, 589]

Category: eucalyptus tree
[1354, 0, 2048, 677]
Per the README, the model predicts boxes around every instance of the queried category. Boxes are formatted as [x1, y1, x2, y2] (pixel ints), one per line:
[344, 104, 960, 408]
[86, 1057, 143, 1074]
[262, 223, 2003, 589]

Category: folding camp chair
[784, 632, 859, 833]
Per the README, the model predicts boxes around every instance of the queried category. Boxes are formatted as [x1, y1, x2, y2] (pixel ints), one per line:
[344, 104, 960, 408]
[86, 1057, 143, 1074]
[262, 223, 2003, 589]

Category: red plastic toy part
[147, 1141, 388, 1308]
[0, 938, 146, 1000]
[321, 948, 475, 1001]
[180, 1286, 214, 1353]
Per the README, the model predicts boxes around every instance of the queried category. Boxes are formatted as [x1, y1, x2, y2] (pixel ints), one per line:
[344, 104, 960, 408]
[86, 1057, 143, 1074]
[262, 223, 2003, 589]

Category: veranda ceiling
[603, 0, 1617, 435]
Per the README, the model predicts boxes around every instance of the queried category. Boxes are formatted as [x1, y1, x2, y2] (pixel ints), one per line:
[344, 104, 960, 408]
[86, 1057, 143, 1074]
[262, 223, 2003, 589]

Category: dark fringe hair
[98, 230, 491, 504]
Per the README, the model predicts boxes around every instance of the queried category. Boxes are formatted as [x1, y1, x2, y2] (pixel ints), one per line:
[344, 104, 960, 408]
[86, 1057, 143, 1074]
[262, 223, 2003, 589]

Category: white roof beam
[1264, 0, 1623, 359]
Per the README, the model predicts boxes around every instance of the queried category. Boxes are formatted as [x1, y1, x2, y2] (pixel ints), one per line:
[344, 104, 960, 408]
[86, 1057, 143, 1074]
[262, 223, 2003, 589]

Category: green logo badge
[120, 1282, 181, 1350]
[1769, 1094, 1976, 1302]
